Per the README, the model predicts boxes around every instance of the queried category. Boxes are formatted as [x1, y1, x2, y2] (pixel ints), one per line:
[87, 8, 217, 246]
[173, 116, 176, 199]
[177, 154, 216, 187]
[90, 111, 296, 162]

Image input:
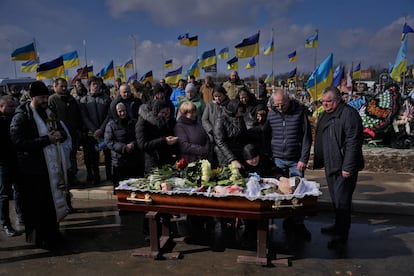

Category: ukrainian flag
[332, 65, 344, 88]
[36, 57, 65, 80]
[402, 23, 414, 41]
[21, 60, 38, 72]
[116, 65, 126, 82]
[245, 57, 256, 70]
[11, 42, 37, 61]
[139, 70, 154, 84]
[226, 56, 238, 70]
[264, 72, 273, 84]
[198, 49, 216, 68]
[287, 67, 297, 81]
[288, 50, 297, 62]
[186, 59, 200, 78]
[306, 53, 333, 101]
[97, 60, 114, 81]
[390, 37, 408, 82]
[218, 47, 229, 60]
[188, 36, 198, 47]
[263, 38, 274, 56]
[352, 63, 361, 79]
[164, 59, 173, 68]
[124, 59, 134, 69]
[87, 66, 94, 77]
[305, 32, 318, 48]
[178, 33, 190, 46]
[165, 66, 182, 84]
[62, 51, 80, 68]
[235, 31, 260, 58]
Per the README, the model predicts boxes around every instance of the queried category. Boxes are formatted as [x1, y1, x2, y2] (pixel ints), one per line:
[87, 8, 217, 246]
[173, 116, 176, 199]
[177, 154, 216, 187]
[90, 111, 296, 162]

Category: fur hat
[29, 81, 50, 97]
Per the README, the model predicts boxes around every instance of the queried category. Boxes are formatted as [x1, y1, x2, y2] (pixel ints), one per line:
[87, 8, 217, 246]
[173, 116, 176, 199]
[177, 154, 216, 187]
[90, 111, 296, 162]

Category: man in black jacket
[314, 86, 364, 250]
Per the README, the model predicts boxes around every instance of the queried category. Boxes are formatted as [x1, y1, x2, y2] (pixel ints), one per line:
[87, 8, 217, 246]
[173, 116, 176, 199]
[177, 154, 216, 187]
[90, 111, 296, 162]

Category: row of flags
[9, 23, 412, 94]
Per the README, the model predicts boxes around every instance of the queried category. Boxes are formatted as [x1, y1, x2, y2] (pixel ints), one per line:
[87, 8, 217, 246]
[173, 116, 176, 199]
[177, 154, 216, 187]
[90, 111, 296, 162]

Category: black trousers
[325, 171, 358, 238]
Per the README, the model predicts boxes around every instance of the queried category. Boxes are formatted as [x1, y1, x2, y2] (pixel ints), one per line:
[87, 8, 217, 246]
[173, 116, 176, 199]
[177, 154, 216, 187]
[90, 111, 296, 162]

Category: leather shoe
[321, 224, 337, 235]
[2, 224, 20, 237]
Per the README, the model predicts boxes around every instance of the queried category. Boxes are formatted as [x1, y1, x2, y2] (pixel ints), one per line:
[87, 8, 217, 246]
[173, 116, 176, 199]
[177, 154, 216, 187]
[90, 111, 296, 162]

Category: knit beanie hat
[29, 81, 50, 97]
[185, 83, 196, 93]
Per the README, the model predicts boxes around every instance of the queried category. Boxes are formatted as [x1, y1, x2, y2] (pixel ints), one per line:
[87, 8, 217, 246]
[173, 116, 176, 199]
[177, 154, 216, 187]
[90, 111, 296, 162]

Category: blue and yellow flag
[20, 60, 38, 72]
[226, 56, 238, 70]
[263, 38, 274, 55]
[127, 73, 137, 84]
[305, 32, 318, 48]
[245, 57, 256, 70]
[188, 36, 198, 47]
[36, 56, 65, 80]
[306, 53, 333, 100]
[402, 23, 414, 41]
[11, 42, 37, 61]
[218, 47, 229, 59]
[178, 34, 197, 46]
[332, 64, 344, 88]
[352, 63, 361, 79]
[186, 59, 200, 78]
[264, 72, 273, 84]
[178, 33, 190, 46]
[165, 66, 182, 84]
[164, 59, 173, 68]
[62, 51, 80, 68]
[139, 70, 154, 84]
[116, 65, 126, 82]
[198, 49, 216, 68]
[97, 60, 114, 81]
[287, 67, 297, 81]
[124, 59, 134, 69]
[235, 31, 260, 58]
[390, 37, 408, 82]
[288, 50, 297, 62]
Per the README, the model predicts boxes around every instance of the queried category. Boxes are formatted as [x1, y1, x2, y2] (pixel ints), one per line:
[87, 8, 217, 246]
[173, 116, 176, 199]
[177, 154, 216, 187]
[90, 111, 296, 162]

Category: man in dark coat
[10, 81, 70, 249]
[314, 86, 364, 250]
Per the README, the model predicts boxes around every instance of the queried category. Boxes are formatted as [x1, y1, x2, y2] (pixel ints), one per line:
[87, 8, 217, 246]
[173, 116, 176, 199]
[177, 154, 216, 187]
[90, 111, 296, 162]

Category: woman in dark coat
[105, 102, 144, 193]
[213, 99, 249, 168]
[174, 101, 209, 163]
[135, 99, 178, 174]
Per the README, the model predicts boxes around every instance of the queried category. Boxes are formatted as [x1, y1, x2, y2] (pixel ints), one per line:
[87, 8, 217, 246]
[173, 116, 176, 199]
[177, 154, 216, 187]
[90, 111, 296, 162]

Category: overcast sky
[0, 0, 413, 82]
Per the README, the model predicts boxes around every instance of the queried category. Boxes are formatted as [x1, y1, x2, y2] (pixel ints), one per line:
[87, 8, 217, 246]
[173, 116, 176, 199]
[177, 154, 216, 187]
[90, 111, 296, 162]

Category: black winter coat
[135, 104, 178, 174]
[104, 116, 143, 168]
[174, 116, 209, 163]
[10, 102, 67, 175]
[213, 110, 249, 166]
[313, 102, 364, 175]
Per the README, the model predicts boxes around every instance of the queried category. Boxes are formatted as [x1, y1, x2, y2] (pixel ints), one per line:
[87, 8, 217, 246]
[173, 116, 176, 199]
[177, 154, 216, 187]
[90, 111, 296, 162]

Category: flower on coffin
[175, 158, 188, 171]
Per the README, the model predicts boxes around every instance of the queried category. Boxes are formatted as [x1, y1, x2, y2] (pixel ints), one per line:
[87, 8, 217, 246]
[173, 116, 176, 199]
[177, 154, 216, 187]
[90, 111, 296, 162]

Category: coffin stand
[116, 189, 318, 266]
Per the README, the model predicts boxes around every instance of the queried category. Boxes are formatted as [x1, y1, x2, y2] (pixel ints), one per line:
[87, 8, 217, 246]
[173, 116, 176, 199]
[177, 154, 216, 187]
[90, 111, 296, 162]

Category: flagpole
[83, 40, 88, 67]
[130, 34, 137, 76]
[271, 28, 274, 86]
[313, 29, 318, 101]
[5, 39, 17, 78]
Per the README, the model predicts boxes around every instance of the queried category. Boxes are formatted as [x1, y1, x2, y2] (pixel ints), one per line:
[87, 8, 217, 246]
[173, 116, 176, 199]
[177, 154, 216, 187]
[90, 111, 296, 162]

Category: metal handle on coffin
[126, 192, 152, 204]
[272, 198, 303, 210]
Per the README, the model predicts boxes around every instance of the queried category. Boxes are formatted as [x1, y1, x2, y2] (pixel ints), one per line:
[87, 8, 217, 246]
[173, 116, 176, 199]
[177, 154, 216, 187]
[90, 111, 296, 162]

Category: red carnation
[176, 158, 188, 171]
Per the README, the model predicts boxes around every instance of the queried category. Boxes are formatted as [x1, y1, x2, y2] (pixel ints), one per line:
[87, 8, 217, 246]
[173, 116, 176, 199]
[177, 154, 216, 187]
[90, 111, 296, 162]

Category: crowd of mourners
[1, 70, 363, 253]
